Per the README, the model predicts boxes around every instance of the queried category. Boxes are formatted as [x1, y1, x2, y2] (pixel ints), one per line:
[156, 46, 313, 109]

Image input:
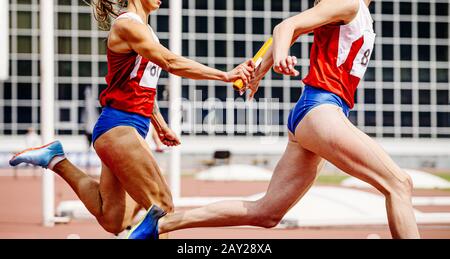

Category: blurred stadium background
[0, 0, 450, 239]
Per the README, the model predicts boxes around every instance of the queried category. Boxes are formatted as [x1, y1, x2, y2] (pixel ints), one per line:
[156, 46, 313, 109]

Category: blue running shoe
[9, 141, 65, 169]
[127, 205, 167, 240]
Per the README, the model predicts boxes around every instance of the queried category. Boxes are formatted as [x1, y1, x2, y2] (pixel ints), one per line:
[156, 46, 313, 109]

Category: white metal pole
[40, 0, 55, 227]
[169, 0, 182, 201]
[0, 0, 8, 81]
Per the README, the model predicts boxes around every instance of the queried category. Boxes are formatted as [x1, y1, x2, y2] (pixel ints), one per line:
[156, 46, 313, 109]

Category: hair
[89, 0, 128, 30]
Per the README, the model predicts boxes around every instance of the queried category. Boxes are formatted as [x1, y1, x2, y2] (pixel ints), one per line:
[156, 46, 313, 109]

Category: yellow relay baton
[233, 37, 273, 91]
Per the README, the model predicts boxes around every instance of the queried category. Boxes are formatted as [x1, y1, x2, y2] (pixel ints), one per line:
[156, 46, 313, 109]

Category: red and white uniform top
[303, 0, 375, 108]
[100, 12, 162, 118]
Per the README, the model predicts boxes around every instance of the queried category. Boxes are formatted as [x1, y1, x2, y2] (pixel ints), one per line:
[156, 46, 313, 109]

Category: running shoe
[126, 205, 167, 239]
[9, 141, 65, 169]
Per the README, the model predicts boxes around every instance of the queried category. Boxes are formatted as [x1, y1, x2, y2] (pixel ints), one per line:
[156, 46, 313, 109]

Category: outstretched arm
[112, 20, 255, 85]
[273, 0, 359, 75]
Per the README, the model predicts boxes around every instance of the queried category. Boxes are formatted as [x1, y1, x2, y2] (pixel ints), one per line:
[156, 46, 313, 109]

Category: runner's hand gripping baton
[233, 37, 273, 91]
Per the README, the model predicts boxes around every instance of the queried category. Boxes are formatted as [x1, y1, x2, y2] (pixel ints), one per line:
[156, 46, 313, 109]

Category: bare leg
[94, 126, 174, 213]
[53, 160, 140, 234]
[159, 133, 323, 234]
[296, 104, 420, 239]
[94, 126, 174, 239]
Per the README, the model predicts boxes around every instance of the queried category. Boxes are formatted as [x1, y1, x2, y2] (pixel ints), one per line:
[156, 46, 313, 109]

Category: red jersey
[100, 12, 162, 118]
[303, 0, 375, 108]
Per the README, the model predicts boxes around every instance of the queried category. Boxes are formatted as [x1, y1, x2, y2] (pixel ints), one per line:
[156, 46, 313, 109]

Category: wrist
[255, 73, 264, 81]
[221, 71, 229, 82]
[152, 118, 167, 132]
[158, 125, 170, 133]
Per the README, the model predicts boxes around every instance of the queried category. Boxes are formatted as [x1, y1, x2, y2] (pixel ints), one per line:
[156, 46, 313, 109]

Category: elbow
[273, 24, 281, 35]
[273, 20, 290, 35]
[273, 20, 299, 43]
[165, 63, 180, 75]
[162, 57, 180, 74]
[144, 51, 174, 73]
[159, 60, 173, 74]
[164, 63, 174, 74]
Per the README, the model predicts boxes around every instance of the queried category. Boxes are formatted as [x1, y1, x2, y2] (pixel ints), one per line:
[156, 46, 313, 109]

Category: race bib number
[351, 30, 376, 78]
[140, 62, 161, 89]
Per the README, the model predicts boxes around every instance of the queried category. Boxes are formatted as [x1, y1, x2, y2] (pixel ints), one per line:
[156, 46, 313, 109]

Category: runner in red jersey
[302, 0, 375, 109]
[100, 12, 162, 118]
[9, 0, 255, 239]
[156, 0, 420, 239]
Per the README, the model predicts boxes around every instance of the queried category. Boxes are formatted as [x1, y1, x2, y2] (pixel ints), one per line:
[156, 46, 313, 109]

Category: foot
[9, 141, 65, 169]
[126, 205, 167, 240]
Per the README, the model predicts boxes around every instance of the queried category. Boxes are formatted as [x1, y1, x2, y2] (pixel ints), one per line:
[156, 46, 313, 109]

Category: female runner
[10, 0, 254, 239]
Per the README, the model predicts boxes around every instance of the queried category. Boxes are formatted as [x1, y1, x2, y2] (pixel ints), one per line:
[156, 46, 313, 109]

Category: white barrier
[56, 186, 450, 227]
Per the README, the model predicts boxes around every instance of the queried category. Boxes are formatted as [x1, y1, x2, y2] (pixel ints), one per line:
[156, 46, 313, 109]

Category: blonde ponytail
[90, 0, 128, 29]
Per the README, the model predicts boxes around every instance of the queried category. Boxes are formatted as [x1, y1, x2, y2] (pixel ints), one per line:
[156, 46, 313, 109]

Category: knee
[160, 201, 174, 214]
[157, 193, 174, 214]
[101, 219, 129, 235]
[385, 172, 414, 200]
[397, 173, 414, 197]
[255, 212, 284, 229]
[98, 210, 134, 235]
[248, 200, 284, 229]
[257, 217, 282, 229]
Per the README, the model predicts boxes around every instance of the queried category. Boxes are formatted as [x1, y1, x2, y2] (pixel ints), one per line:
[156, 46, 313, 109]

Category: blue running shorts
[287, 85, 351, 134]
[92, 107, 151, 145]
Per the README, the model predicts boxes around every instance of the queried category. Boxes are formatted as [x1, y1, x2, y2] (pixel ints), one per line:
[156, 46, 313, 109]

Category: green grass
[182, 170, 450, 186]
[182, 170, 351, 185]
[434, 173, 450, 182]
[316, 174, 349, 185]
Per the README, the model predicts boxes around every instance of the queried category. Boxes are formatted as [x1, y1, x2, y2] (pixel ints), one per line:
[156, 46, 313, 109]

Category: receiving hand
[273, 56, 299, 76]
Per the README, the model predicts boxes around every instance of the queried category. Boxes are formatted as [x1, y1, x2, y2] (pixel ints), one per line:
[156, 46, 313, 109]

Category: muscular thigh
[296, 105, 408, 192]
[260, 133, 324, 216]
[99, 163, 141, 224]
[94, 126, 172, 210]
